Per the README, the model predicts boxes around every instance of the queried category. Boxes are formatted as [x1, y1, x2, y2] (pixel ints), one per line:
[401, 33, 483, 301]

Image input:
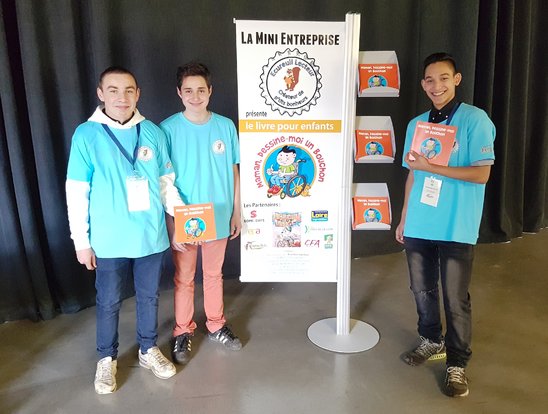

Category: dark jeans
[95, 250, 166, 359]
[404, 237, 474, 367]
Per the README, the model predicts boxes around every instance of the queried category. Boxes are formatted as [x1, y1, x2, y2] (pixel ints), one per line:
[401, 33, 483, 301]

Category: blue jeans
[95, 250, 166, 359]
[404, 237, 473, 367]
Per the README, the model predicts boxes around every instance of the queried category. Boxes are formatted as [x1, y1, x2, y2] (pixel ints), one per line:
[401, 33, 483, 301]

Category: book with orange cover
[174, 203, 217, 243]
[355, 129, 394, 160]
[352, 196, 391, 229]
[410, 121, 457, 166]
[359, 63, 400, 93]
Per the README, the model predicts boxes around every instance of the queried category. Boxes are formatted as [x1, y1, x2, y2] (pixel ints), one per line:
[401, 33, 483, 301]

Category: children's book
[352, 196, 391, 230]
[354, 116, 396, 163]
[358, 51, 400, 97]
[174, 203, 217, 243]
[359, 64, 399, 93]
[355, 129, 394, 160]
[410, 121, 457, 166]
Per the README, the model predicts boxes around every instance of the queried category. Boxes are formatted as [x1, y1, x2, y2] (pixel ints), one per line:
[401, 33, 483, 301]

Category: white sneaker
[138, 346, 176, 379]
[94, 356, 117, 394]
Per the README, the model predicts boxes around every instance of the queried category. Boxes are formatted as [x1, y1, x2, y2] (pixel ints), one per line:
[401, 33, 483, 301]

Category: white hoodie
[66, 106, 182, 251]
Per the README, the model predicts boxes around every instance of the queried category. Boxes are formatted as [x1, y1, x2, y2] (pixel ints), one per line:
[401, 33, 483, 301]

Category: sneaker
[171, 333, 193, 365]
[208, 325, 242, 350]
[138, 346, 176, 379]
[445, 366, 469, 397]
[402, 336, 446, 366]
[94, 356, 117, 394]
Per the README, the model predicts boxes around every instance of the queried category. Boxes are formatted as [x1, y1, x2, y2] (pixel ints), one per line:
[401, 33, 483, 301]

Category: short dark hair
[278, 145, 296, 155]
[98, 66, 138, 88]
[423, 53, 458, 77]
[176, 62, 211, 89]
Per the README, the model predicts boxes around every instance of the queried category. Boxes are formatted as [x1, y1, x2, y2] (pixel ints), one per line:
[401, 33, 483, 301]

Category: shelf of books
[354, 116, 396, 163]
[358, 50, 400, 98]
[352, 183, 391, 231]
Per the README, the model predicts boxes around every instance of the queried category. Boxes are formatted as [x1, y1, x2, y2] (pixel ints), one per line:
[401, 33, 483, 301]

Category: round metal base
[307, 318, 380, 353]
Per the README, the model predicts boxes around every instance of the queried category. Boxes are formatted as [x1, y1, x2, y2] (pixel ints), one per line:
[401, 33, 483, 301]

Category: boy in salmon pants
[161, 62, 242, 365]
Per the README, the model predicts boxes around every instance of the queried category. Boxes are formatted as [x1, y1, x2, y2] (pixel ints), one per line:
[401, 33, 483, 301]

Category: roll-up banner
[235, 19, 348, 282]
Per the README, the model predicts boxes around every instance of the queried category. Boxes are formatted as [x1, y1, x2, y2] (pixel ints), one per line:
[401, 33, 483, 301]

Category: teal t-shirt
[402, 103, 496, 245]
[66, 120, 172, 258]
[160, 112, 240, 239]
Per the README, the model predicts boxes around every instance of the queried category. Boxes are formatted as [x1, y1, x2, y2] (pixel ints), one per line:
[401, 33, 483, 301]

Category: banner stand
[308, 318, 380, 353]
[307, 13, 379, 353]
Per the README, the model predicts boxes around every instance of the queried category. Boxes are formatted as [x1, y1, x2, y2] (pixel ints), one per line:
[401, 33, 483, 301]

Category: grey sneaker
[94, 356, 117, 394]
[445, 366, 469, 397]
[138, 346, 176, 379]
[208, 326, 242, 350]
[171, 333, 193, 365]
[402, 336, 446, 366]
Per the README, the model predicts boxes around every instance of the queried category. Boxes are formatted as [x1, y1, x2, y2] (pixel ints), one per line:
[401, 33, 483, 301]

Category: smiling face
[421, 61, 461, 110]
[97, 73, 140, 123]
[277, 150, 296, 166]
[177, 75, 212, 122]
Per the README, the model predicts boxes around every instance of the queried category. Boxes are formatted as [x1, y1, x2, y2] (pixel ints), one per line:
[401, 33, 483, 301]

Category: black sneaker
[402, 336, 446, 366]
[208, 326, 242, 350]
[444, 366, 469, 397]
[171, 333, 192, 365]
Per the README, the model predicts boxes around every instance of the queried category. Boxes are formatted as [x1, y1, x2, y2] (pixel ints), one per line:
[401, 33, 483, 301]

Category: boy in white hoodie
[66, 67, 183, 394]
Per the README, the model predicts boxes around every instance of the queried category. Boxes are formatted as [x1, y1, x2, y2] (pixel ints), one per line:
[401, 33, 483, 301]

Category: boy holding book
[395, 53, 496, 397]
[161, 62, 242, 365]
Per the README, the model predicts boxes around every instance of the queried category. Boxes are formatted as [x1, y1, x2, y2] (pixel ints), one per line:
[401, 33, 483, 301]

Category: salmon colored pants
[172, 238, 228, 336]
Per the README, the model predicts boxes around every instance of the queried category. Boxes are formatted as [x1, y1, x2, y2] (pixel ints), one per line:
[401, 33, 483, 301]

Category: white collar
[88, 106, 146, 129]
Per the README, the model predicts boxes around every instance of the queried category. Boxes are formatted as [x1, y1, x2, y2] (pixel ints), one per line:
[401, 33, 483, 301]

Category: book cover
[352, 196, 391, 230]
[355, 129, 394, 160]
[410, 121, 457, 166]
[359, 63, 400, 93]
[174, 203, 217, 243]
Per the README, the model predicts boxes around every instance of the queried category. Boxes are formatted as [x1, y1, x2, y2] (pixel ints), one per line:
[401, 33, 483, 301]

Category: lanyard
[445, 102, 461, 126]
[102, 123, 141, 170]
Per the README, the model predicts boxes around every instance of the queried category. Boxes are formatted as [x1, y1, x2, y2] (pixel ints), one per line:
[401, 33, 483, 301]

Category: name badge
[420, 176, 442, 207]
[126, 172, 150, 212]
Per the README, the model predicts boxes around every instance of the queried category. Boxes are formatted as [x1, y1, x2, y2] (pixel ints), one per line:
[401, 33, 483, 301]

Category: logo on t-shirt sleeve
[481, 145, 493, 154]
